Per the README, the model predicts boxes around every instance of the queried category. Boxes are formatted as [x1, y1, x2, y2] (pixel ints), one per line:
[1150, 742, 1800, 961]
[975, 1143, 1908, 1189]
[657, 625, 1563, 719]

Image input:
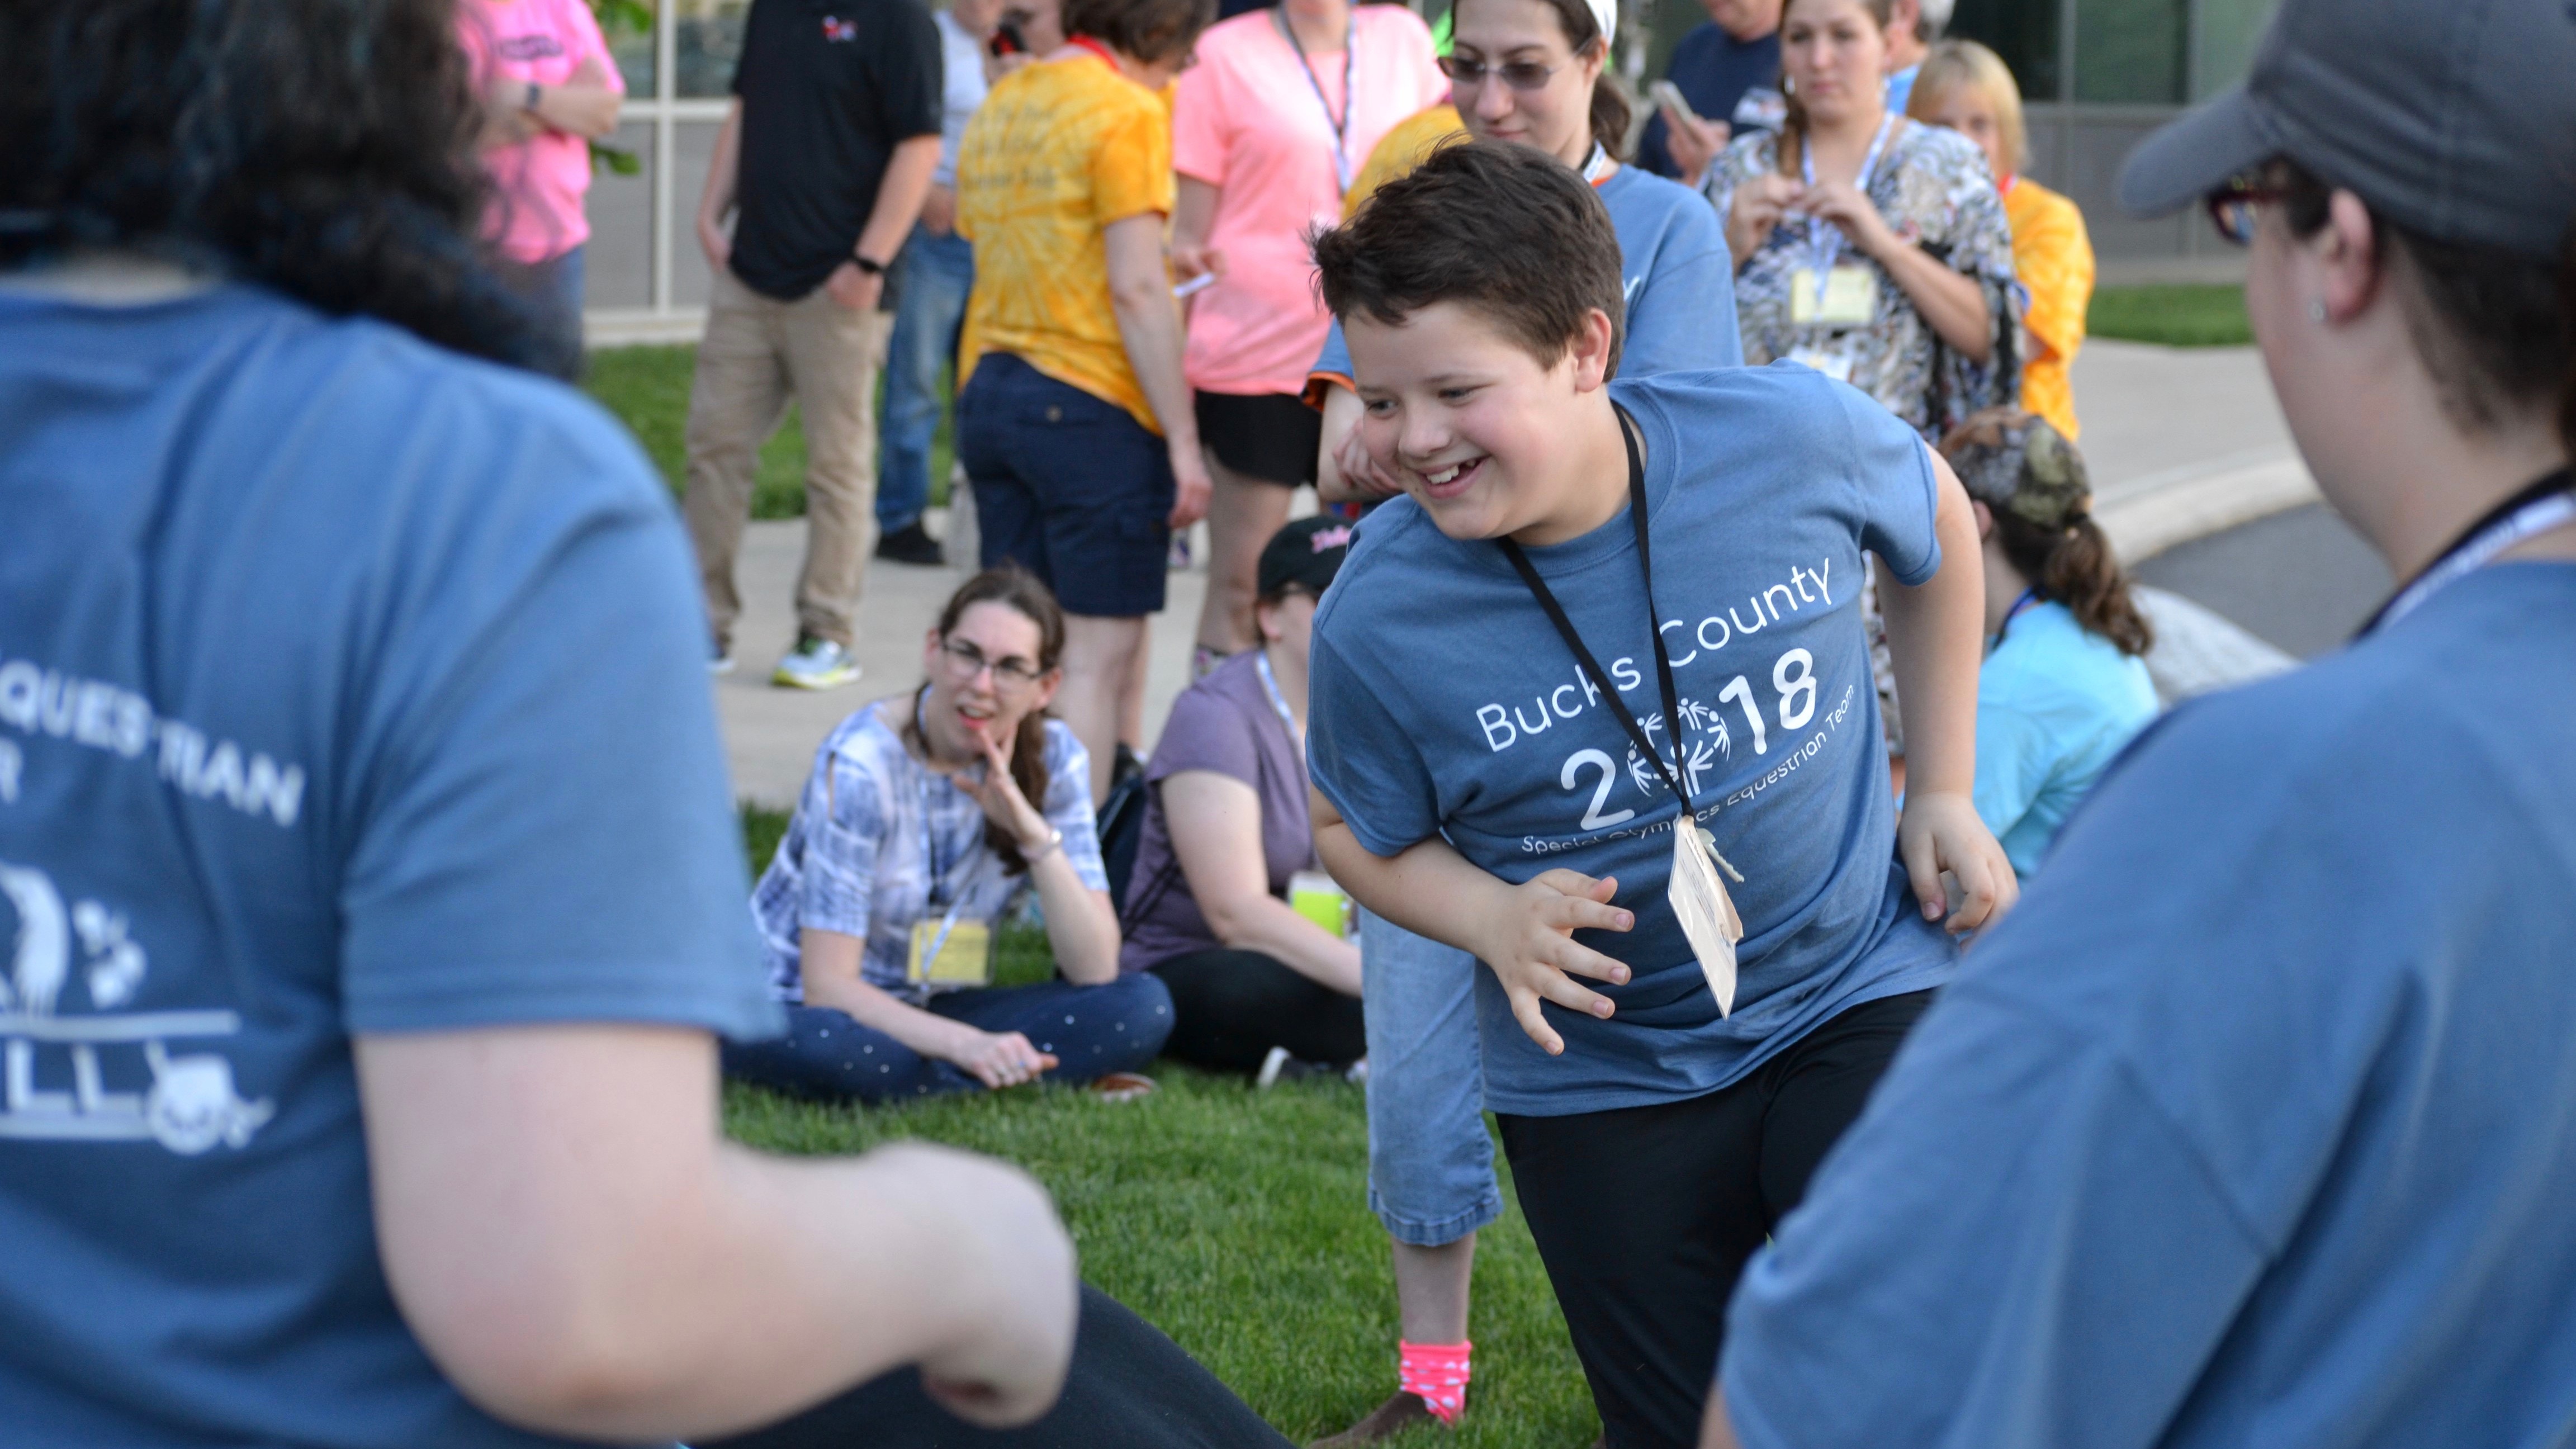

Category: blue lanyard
[1275, 7, 1357, 193]
[2361, 469, 2574, 636]
[1798, 112, 1896, 305]
[1991, 586, 2042, 647]
[1254, 650, 1300, 742]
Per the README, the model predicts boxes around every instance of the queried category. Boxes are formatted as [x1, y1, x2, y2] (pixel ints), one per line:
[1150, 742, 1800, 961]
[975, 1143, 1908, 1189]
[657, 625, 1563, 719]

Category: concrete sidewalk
[711, 340, 2309, 807]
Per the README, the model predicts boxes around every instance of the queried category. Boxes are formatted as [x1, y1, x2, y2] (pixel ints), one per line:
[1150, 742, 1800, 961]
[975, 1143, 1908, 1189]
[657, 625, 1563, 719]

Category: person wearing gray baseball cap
[1701, 3, 2576, 1447]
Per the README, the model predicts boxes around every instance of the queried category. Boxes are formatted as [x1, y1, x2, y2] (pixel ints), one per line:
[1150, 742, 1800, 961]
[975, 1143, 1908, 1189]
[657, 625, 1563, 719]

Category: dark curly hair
[0, 0, 576, 377]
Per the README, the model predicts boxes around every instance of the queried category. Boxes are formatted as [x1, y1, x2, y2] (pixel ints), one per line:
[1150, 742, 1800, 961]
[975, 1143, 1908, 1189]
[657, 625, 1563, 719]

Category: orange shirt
[2003, 177, 2094, 439]
[1341, 102, 1465, 219]
[955, 53, 1176, 433]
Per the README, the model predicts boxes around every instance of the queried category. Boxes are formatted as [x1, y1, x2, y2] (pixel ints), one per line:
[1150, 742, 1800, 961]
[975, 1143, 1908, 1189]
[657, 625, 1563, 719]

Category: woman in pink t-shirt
[1168, 0, 1445, 669]
[457, 0, 626, 337]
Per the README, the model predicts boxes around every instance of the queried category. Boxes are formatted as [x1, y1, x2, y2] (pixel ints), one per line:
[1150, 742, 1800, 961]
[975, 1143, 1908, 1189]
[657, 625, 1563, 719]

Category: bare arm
[1163, 770, 1360, 996]
[1168, 175, 1224, 282]
[1878, 447, 2017, 931]
[357, 1024, 1077, 1440]
[1029, 858, 1123, 985]
[1700, 1389, 1745, 1449]
[1311, 787, 1633, 1055]
[1103, 211, 1213, 529]
[856, 135, 943, 268]
[1314, 382, 1405, 505]
[697, 99, 744, 271]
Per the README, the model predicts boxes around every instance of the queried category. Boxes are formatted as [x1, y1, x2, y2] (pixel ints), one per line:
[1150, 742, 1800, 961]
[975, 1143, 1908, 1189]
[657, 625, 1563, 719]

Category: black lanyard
[1497, 409, 1699, 816]
[2354, 467, 2574, 639]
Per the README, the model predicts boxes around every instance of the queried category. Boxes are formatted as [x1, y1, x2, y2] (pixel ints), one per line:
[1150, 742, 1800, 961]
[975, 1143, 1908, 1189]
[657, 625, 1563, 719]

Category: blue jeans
[875, 225, 975, 533]
[1360, 908, 1505, 1247]
[722, 973, 1173, 1104]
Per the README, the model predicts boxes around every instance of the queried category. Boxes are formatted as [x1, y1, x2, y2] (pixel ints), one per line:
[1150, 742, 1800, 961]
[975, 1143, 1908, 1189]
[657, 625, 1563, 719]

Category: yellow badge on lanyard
[1790, 264, 1879, 327]
[907, 916, 994, 987]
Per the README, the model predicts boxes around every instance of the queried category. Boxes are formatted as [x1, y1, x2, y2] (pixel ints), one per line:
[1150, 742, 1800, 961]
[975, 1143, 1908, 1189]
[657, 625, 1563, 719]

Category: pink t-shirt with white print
[458, 0, 626, 264]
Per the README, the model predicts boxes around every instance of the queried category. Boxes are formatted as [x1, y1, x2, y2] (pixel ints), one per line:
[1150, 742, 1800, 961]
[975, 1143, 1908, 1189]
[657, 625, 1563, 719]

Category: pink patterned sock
[1398, 1339, 1472, 1426]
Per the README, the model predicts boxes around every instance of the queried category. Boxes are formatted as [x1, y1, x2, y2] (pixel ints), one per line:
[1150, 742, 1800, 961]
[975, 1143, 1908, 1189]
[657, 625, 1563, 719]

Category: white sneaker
[710, 639, 737, 676]
[771, 636, 860, 690]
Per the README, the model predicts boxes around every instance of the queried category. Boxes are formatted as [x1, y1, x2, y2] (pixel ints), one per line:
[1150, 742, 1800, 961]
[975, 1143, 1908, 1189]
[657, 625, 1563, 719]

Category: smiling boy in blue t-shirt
[1303, 140, 2015, 1447]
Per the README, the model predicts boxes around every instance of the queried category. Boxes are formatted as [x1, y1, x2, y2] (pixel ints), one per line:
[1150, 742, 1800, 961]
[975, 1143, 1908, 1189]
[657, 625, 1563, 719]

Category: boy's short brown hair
[1312, 140, 1626, 378]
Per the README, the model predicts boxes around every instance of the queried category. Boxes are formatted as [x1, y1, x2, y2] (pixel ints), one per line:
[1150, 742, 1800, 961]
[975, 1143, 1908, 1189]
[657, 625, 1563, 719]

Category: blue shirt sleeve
[1836, 381, 1942, 584]
[1621, 188, 1744, 375]
[796, 746, 889, 941]
[1305, 627, 1440, 858]
[1312, 318, 1354, 387]
[335, 380, 779, 1038]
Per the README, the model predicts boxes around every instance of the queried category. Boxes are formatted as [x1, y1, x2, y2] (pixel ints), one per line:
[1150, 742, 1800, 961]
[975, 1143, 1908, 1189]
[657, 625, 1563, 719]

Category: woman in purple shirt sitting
[1122, 515, 1366, 1080]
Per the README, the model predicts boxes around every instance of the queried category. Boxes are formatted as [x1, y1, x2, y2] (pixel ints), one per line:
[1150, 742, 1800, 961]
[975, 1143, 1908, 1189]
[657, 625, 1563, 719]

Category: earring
[2308, 300, 2328, 323]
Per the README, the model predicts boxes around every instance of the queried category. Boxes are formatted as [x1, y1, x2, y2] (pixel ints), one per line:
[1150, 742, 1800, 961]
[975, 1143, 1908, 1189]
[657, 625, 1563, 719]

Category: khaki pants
[683, 268, 893, 651]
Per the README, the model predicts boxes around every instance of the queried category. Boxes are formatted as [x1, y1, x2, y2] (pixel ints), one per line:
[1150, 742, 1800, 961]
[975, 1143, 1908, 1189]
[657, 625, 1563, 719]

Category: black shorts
[959, 353, 1175, 618]
[1498, 989, 1936, 1448]
[1194, 389, 1321, 485]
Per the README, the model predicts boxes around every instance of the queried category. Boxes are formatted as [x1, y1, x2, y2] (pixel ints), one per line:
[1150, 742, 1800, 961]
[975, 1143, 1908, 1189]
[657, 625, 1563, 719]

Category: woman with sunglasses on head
[1708, 2, 2576, 1445]
[726, 567, 1173, 1104]
[1707, 0, 2019, 440]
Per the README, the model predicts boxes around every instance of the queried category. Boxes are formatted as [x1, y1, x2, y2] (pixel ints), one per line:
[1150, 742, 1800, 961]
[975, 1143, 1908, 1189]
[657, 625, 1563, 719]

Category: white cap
[1917, 0, 1953, 35]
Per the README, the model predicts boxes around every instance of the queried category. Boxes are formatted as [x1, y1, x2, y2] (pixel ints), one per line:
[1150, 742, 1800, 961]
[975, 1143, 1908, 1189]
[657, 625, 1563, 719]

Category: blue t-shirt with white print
[1723, 563, 2576, 1449]
[0, 279, 779, 1447]
[1311, 164, 1744, 387]
[1306, 365, 1957, 1115]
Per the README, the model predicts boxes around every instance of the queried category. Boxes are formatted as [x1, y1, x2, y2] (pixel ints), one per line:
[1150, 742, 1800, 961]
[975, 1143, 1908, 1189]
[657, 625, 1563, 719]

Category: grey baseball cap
[2118, 0, 2576, 260]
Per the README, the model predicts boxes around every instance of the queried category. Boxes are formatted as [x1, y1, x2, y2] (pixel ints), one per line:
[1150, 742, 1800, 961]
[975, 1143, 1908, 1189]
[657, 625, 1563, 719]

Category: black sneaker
[875, 520, 945, 566]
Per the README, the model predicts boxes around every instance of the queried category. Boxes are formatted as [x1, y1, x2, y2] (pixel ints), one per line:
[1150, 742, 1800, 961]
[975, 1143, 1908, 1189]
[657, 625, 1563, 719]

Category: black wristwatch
[850, 252, 887, 276]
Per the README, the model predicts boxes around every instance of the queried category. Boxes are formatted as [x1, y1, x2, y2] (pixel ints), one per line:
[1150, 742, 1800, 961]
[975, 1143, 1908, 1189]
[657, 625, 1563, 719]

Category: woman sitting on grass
[727, 567, 1173, 1102]
[1940, 406, 2158, 880]
[1120, 515, 1367, 1083]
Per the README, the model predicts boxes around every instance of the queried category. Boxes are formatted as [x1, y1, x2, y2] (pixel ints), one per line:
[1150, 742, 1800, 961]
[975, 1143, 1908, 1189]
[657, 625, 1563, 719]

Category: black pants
[1150, 949, 1367, 1073]
[704, 1281, 1294, 1449]
[1497, 989, 1935, 1449]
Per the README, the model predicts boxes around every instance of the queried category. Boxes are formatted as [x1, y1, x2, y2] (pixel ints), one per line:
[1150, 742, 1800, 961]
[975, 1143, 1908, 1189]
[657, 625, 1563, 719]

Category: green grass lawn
[582, 345, 955, 521]
[728, 807, 1600, 1446]
[2087, 283, 2253, 348]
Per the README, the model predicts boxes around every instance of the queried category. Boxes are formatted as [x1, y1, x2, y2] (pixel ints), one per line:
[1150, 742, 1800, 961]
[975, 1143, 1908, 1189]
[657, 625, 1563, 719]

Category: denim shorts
[958, 353, 1174, 618]
[1360, 907, 1505, 1247]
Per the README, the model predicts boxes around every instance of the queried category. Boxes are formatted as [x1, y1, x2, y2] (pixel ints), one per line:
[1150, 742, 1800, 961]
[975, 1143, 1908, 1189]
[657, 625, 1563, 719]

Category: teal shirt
[1972, 602, 2158, 878]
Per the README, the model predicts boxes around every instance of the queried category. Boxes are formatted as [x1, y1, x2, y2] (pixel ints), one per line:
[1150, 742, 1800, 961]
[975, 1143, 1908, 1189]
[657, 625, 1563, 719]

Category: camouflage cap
[1938, 406, 2091, 531]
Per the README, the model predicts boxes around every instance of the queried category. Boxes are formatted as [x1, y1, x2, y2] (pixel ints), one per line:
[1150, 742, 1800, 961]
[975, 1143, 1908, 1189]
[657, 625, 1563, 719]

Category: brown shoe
[1086, 1071, 1157, 1103]
[1308, 1391, 1439, 1447]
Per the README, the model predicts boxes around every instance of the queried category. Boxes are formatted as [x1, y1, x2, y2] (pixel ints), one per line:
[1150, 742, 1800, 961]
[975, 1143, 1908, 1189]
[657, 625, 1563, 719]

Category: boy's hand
[1897, 790, 2017, 935]
[1471, 870, 1636, 1056]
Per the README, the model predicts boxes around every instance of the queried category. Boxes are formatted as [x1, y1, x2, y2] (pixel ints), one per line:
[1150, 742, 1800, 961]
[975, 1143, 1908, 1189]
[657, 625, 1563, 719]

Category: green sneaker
[771, 636, 860, 690]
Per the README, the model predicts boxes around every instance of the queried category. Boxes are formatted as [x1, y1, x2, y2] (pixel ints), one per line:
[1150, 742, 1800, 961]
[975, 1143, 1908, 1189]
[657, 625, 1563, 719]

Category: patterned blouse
[751, 702, 1108, 1005]
[1706, 119, 2024, 438]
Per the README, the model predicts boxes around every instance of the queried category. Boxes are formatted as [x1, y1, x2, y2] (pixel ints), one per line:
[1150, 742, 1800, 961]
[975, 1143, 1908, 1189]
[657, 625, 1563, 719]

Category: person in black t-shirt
[685, 0, 945, 692]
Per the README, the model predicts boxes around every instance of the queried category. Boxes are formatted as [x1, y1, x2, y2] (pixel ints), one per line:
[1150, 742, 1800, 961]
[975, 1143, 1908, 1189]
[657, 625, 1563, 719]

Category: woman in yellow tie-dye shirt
[1909, 39, 2095, 438]
[954, 0, 1218, 804]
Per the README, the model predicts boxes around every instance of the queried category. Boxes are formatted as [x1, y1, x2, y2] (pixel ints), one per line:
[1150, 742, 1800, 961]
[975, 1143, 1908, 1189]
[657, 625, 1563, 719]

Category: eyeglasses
[1437, 54, 1562, 91]
[939, 638, 1045, 690]
[2204, 173, 2285, 247]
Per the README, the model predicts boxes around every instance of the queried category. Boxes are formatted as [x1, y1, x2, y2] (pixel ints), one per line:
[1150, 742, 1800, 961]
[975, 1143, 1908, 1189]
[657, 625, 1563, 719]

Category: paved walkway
[711, 340, 2310, 806]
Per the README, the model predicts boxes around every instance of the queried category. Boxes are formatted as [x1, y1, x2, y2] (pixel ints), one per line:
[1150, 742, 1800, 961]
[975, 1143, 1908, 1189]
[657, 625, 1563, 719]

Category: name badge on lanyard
[1794, 112, 1896, 333]
[907, 780, 995, 988]
[1497, 411, 1749, 1015]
